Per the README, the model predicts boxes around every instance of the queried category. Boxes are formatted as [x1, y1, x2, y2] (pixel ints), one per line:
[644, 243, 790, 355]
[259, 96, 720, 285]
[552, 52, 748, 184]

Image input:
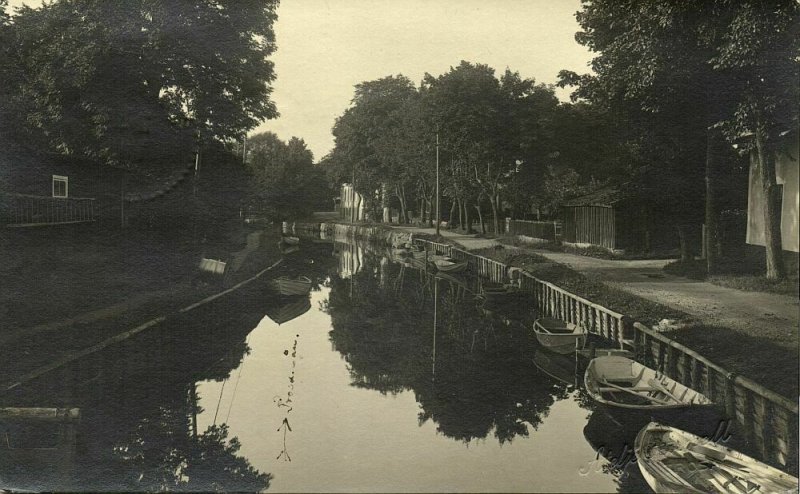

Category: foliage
[4, 0, 278, 171]
[245, 131, 327, 220]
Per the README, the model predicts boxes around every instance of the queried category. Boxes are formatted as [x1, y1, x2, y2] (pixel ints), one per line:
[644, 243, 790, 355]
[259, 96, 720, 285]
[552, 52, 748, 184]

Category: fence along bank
[315, 222, 797, 471]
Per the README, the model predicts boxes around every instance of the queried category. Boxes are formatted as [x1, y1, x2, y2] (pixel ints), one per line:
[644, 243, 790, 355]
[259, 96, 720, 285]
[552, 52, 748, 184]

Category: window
[52, 175, 68, 198]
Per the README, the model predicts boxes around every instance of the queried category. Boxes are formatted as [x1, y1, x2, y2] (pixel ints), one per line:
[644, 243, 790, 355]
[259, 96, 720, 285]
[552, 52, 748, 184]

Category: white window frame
[52, 175, 69, 198]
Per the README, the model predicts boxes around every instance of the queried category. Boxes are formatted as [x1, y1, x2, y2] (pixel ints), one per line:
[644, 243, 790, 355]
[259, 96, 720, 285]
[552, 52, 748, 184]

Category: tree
[711, 1, 799, 279]
[561, 0, 741, 267]
[8, 0, 278, 170]
[245, 132, 318, 220]
[330, 75, 418, 220]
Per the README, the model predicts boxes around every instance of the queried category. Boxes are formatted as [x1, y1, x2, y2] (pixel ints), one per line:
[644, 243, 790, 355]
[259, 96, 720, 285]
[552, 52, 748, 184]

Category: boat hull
[584, 356, 713, 410]
[269, 276, 312, 296]
[635, 422, 798, 494]
[533, 318, 586, 354]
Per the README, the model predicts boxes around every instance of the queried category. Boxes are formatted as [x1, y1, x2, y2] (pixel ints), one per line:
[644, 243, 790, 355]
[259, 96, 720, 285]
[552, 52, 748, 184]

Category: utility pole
[435, 132, 440, 236]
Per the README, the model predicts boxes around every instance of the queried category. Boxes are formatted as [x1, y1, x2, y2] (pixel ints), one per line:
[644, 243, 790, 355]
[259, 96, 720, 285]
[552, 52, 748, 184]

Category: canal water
[0, 230, 745, 492]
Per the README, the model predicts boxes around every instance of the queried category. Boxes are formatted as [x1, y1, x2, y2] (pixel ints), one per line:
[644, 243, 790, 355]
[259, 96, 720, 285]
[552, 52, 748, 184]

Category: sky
[6, 0, 594, 161]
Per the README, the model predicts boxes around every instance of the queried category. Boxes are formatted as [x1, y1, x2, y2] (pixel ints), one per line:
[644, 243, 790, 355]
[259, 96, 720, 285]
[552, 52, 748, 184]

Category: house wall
[563, 205, 616, 250]
[746, 139, 799, 253]
[340, 183, 365, 221]
[7, 157, 100, 199]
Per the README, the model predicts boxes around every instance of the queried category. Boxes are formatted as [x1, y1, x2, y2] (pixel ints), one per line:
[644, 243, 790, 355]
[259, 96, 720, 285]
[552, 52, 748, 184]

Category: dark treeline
[324, 1, 798, 280]
[0, 0, 317, 229]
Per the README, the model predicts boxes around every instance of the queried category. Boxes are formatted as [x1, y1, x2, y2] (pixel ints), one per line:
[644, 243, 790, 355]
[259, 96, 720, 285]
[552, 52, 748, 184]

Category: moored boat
[264, 296, 311, 325]
[481, 284, 518, 304]
[532, 349, 577, 386]
[532, 317, 587, 354]
[282, 236, 300, 245]
[584, 356, 712, 410]
[635, 422, 798, 493]
[268, 275, 312, 296]
[431, 258, 468, 273]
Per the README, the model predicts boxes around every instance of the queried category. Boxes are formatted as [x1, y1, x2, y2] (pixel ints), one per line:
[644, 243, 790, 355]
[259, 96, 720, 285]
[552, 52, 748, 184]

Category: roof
[562, 185, 630, 208]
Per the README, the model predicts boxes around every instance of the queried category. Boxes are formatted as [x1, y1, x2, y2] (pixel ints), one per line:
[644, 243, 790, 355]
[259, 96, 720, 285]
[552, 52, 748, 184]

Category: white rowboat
[635, 422, 798, 493]
[532, 317, 587, 354]
[584, 356, 713, 410]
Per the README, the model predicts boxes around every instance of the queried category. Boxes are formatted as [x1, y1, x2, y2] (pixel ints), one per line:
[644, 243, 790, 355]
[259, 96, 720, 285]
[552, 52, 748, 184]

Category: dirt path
[390, 225, 500, 251]
[530, 249, 799, 344]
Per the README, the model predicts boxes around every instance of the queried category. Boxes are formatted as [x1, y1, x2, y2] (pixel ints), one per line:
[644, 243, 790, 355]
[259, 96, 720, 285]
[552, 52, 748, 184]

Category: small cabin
[562, 186, 681, 254]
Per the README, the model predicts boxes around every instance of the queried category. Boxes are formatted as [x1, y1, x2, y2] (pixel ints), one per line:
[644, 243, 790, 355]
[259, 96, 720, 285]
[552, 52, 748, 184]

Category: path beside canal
[390, 224, 798, 348]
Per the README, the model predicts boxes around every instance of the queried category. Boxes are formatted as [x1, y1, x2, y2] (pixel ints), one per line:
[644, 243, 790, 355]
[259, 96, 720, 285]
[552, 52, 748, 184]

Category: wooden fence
[507, 220, 559, 241]
[411, 236, 797, 468]
[632, 322, 798, 468]
[3, 193, 97, 227]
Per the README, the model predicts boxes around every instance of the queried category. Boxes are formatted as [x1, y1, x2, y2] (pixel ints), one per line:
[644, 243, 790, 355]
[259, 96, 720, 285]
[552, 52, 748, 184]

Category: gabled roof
[563, 185, 630, 208]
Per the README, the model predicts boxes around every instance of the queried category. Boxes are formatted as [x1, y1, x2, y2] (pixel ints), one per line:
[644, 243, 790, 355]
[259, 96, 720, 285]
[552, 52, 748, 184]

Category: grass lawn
[665, 257, 799, 297]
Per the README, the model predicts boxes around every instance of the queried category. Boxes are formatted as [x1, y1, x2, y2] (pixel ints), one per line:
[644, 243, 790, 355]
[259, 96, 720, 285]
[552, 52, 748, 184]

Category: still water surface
[1, 231, 714, 492]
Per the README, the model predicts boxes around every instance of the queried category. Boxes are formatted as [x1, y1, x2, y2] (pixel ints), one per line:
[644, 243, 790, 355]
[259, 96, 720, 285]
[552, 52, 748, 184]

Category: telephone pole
[435, 133, 440, 236]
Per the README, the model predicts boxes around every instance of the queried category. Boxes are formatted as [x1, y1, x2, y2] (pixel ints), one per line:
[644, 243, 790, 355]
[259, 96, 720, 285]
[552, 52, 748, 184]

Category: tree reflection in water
[113, 405, 271, 492]
[326, 250, 574, 445]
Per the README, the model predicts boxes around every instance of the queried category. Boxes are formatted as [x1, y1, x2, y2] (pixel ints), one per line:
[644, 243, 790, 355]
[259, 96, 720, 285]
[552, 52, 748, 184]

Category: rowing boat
[268, 275, 312, 296]
[431, 258, 468, 273]
[584, 356, 712, 410]
[282, 236, 300, 245]
[635, 422, 798, 493]
[532, 317, 587, 354]
[481, 284, 518, 304]
[264, 296, 311, 325]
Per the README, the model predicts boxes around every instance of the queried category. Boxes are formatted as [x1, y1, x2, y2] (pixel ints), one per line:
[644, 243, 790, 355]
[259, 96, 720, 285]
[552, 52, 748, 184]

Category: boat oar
[598, 379, 672, 406]
[647, 378, 683, 404]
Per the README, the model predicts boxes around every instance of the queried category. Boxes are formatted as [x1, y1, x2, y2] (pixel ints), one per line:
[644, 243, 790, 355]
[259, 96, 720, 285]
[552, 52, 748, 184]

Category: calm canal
[1, 230, 742, 492]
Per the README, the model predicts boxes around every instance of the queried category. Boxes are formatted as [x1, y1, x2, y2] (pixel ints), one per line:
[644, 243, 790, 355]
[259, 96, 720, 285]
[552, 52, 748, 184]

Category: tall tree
[245, 132, 318, 220]
[330, 75, 418, 220]
[561, 0, 737, 268]
[8, 0, 278, 170]
[711, 0, 799, 279]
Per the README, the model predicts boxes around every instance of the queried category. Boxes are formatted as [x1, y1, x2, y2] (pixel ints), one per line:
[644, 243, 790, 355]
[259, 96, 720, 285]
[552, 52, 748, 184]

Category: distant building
[561, 185, 682, 254]
[339, 183, 365, 222]
[0, 147, 104, 227]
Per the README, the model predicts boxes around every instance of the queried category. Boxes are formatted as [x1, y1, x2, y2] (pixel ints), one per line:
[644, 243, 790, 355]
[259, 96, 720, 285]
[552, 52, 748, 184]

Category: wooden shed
[562, 185, 680, 254]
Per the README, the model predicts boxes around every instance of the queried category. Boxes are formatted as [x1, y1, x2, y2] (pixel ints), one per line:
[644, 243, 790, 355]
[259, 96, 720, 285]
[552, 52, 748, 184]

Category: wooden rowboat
[268, 275, 312, 296]
[532, 317, 587, 354]
[282, 236, 300, 245]
[264, 296, 311, 325]
[431, 258, 468, 273]
[584, 356, 713, 410]
[481, 284, 518, 304]
[635, 422, 798, 493]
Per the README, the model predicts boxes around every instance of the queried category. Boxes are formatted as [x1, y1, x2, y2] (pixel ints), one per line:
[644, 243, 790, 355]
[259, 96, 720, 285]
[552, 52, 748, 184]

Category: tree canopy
[3, 0, 279, 171]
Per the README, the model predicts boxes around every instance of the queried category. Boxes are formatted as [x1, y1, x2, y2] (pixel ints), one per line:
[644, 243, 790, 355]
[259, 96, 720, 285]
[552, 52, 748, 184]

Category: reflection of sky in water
[197, 288, 619, 493]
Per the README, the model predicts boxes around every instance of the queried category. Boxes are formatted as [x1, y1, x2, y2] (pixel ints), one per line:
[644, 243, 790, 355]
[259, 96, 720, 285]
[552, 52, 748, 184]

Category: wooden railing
[3, 193, 97, 227]
[519, 272, 632, 344]
[410, 235, 797, 468]
[632, 322, 798, 467]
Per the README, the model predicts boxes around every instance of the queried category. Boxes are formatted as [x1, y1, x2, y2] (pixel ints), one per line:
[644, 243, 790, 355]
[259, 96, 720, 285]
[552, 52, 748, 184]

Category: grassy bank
[404, 229, 798, 400]
[665, 258, 799, 297]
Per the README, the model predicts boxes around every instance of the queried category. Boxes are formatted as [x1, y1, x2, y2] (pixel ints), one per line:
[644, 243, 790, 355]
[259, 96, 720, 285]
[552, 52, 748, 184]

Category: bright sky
[6, 0, 593, 161]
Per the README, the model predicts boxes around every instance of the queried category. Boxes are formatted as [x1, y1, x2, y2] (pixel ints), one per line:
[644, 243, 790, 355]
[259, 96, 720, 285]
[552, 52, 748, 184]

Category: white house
[746, 132, 799, 259]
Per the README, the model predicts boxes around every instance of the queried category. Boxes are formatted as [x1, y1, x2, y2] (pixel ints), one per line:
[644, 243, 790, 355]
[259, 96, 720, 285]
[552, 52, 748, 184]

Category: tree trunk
[677, 224, 692, 263]
[464, 199, 473, 233]
[490, 192, 499, 236]
[704, 130, 722, 274]
[475, 203, 485, 235]
[755, 126, 786, 280]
